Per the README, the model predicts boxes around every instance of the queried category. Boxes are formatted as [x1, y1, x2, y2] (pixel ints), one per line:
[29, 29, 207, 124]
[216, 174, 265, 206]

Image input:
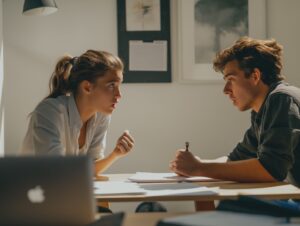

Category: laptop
[0, 155, 96, 226]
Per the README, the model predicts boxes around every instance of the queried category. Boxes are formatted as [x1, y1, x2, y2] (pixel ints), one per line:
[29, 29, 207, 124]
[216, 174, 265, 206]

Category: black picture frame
[117, 0, 171, 83]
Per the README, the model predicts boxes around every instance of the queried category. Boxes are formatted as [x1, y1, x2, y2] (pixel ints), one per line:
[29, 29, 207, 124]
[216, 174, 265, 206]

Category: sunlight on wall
[0, 41, 3, 156]
[0, 0, 3, 156]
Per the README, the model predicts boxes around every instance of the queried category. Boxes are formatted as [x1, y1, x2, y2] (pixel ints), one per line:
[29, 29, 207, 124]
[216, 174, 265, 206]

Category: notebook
[0, 155, 96, 226]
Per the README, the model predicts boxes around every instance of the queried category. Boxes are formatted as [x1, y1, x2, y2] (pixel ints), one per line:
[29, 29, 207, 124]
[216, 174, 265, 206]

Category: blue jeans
[271, 199, 300, 212]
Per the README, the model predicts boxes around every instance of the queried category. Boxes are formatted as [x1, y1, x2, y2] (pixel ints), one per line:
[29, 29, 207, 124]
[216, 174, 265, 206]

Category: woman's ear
[80, 80, 93, 94]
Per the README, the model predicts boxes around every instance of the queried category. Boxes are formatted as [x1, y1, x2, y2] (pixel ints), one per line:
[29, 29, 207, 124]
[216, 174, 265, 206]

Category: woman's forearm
[94, 150, 120, 175]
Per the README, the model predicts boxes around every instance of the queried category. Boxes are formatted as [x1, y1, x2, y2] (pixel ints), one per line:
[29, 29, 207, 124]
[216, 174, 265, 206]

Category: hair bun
[69, 57, 78, 66]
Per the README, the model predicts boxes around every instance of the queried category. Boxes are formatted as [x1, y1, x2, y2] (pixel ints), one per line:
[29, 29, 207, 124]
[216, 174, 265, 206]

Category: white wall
[3, 0, 300, 212]
[267, 0, 300, 86]
[0, 0, 4, 156]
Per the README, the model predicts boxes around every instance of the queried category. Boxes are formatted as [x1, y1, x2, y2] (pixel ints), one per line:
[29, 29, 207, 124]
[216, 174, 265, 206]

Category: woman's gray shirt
[20, 95, 110, 160]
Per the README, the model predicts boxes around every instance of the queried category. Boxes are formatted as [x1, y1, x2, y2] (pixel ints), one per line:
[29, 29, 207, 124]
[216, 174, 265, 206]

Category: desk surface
[95, 174, 300, 202]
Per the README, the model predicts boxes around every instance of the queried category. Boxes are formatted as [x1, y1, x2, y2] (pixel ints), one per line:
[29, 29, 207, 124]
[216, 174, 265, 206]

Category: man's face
[223, 60, 259, 111]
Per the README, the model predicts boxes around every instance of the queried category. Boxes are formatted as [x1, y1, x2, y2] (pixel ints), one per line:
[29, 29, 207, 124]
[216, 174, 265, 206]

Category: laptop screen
[0, 155, 96, 226]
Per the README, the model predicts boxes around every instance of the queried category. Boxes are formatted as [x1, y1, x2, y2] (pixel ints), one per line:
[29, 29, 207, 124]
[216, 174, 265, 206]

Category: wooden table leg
[194, 201, 215, 211]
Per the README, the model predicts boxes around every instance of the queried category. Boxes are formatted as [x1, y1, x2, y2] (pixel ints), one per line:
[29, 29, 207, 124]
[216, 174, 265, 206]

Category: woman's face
[88, 69, 123, 115]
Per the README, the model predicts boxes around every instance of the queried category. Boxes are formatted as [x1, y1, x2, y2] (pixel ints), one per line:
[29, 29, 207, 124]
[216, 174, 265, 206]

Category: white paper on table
[129, 40, 167, 71]
[94, 181, 146, 195]
[128, 172, 219, 183]
[94, 181, 218, 196]
[139, 182, 219, 196]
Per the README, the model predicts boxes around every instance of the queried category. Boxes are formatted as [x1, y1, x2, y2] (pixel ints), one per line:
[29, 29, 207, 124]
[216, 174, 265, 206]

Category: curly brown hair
[213, 37, 285, 85]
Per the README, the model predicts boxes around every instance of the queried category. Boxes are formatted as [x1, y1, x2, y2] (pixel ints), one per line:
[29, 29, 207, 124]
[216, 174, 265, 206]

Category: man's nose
[223, 83, 230, 94]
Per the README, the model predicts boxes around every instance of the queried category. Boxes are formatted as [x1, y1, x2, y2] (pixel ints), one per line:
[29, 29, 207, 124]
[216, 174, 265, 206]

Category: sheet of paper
[94, 181, 146, 195]
[94, 181, 218, 196]
[138, 183, 219, 196]
[129, 40, 167, 71]
[128, 172, 218, 183]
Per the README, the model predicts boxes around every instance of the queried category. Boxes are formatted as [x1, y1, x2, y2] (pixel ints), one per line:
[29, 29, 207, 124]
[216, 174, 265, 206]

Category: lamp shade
[23, 0, 58, 16]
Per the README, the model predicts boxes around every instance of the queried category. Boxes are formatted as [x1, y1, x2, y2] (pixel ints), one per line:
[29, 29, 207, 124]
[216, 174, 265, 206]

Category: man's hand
[169, 149, 202, 177]
[113, 130, 134, 157]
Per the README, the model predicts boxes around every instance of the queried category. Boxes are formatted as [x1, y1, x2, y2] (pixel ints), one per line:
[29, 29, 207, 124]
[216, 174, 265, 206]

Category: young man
[170, 37, 300, 187]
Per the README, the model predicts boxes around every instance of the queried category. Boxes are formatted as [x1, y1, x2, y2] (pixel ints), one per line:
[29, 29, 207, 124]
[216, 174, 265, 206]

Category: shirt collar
[251, 81, 285, 121]
[68, 94, 83, 129]
[67, 94, 98, 129]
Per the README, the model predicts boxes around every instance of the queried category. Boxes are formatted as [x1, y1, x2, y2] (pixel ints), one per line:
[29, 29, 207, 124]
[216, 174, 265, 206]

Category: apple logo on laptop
[27, 186, 45, 203]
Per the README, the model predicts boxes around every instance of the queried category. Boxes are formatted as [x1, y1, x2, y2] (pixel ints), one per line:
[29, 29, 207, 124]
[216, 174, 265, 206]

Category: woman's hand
[113, 130, 134, 157]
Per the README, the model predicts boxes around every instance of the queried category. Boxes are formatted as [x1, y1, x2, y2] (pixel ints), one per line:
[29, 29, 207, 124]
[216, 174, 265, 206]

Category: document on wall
[126, 0, 161, 31]
[129, 40, 167, 71]
[128, 172, 219, 183]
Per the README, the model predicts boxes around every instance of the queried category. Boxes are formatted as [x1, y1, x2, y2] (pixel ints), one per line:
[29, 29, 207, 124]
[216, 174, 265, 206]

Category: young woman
[21, 50, 134, 174]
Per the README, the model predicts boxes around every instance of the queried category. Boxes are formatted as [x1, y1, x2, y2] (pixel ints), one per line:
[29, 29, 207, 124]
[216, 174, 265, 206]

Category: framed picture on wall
[117, 0, 171, 83]
[176, 0, 267, 83]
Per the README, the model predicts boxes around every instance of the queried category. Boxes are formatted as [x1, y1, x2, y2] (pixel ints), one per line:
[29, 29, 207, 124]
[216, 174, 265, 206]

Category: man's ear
[80, 80, 93, 94]
[251, 68, 262, 85]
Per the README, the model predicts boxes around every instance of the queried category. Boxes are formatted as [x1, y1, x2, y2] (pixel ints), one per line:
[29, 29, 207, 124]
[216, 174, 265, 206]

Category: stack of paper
[139, 183, 219, 196]
[94, 181, 219, 196]
[128, 172, 219, 183]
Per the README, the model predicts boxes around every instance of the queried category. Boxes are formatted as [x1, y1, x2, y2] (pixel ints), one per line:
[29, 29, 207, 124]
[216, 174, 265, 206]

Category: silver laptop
[0, 155, 96, 226]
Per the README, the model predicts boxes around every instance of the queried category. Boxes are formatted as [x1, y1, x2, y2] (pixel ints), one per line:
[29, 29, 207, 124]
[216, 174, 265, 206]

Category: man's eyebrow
[223, 72, 234, 80]
[106, 78, 123, 83]
[223, 73, 230, 80]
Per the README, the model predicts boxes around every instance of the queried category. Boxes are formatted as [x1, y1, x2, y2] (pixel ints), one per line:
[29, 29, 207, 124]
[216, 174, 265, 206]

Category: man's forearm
[201, 156, 228, 163]
[196, 158, 277, 182]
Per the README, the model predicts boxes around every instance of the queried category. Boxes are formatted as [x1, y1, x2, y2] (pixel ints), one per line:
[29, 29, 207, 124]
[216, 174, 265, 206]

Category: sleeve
[21, 102, 65, 156]
[257, 94, 299, 181]
[228, 125, 258, 161]
[87, 115, 111, 160]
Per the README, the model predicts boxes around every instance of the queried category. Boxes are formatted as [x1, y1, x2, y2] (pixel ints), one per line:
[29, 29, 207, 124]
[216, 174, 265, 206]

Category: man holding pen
[170, 37, 300, 188]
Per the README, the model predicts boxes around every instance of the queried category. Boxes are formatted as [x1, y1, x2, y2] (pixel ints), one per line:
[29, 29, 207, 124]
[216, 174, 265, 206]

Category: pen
[185, 142, 189, 152]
